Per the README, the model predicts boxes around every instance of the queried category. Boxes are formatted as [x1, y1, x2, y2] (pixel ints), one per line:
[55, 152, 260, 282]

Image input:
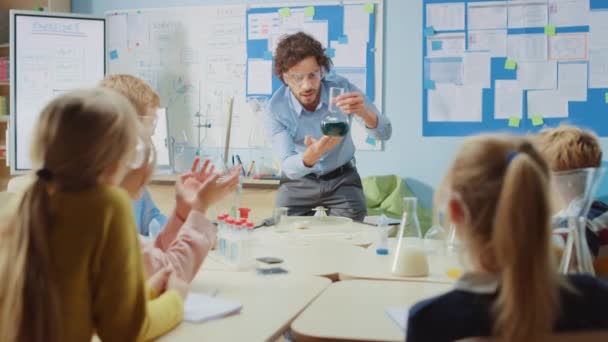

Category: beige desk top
[205, 239, 368, 281]
[160, 270, 331, 342]
[255, 220, 378, 247]
[291, 280, 451, 342]
[339, 239, 457, 284]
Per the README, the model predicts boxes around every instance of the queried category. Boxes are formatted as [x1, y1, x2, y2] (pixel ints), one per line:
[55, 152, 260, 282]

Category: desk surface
[205, 239, 368, 281]
[291, 280, 451, 342]
[160, 270, 331, 342]
[339, 239, 457, 284]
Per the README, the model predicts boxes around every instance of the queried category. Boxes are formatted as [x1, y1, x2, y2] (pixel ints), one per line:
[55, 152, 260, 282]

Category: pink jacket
[139, 210, 217, 282]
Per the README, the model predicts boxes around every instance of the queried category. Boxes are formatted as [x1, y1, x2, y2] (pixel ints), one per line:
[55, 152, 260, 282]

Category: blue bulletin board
[245, 2, 378, 102]
[422, 0, 608, 137]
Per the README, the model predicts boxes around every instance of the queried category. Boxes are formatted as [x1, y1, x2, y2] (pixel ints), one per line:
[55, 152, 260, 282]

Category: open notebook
[184, 293, 243, 323]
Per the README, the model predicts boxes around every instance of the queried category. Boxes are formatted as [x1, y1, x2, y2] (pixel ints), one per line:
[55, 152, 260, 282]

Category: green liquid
[321, 121, 350, 137]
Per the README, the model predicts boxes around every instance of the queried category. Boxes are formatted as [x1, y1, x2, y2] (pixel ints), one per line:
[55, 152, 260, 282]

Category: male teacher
[265, 32, 392, 221]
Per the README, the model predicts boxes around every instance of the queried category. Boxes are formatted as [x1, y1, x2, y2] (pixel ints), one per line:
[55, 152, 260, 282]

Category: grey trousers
[275, 167, 367, 221]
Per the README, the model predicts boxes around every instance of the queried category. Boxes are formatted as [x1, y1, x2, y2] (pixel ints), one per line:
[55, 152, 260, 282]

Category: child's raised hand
[191, 166, 241, 214]
[174, 157, 216, 220]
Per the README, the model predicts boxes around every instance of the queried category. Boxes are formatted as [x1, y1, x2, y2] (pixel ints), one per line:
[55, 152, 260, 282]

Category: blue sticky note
[424, 79, 436, 90]
[326, 47, 336, 58]
[424, 27, 435, 36]
[366, 135, 376, 146]
[338, 35, 349, 44]
[109, 50, 118, 60]
[431, 41, 442, 51]
[263, 50, 273, 60]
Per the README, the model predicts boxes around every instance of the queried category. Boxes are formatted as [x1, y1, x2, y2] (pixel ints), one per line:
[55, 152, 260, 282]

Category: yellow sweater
[48, 185, 183, 341]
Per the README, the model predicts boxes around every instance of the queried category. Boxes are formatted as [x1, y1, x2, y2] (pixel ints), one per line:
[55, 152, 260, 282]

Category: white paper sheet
[301, 20, 329, 48]
[247, 59, 272, 95]
[468, 30, 507, 56]
[589, 11, 608, 87]
[427, 33, 466, 58]
[518, 61, 557, 90]
[108, 14, 128, 50]
[467, 1, 507, 30]
[463, 52, 491, 88]
[428, 58, 463, 85]
[508, 1, 549, 28]
[589, 49, 608, 88]
[527, 90, 569, 118]
[332, 40, 367, 68]
[558, 63, 587, 101]
[184, 293, 242, 323]
[426, 2, 465, 31]
[128, 12, 148, 49]
[549, 0, 590, 27]
[335, 67, 366, 93]
[428, 84, 482, 122]
[386, 307, 409, 332]
[549, 33, 587, 61]
[494, 80, 523, 119]
[248, 12, 280, 40]
[343, 4, 370, 42]
[507, 34, 547, 62]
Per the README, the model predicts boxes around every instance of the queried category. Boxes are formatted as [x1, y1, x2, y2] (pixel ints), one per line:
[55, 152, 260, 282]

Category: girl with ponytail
[0, 88, 190, 342]
[406, 134, 608, 342]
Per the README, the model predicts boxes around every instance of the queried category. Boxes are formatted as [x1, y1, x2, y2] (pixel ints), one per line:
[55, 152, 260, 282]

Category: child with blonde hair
[99, 74, 240, 282]
[536, 125, 608, 275]
[407, 134, 608, 341]
[0, 88, 188, 342]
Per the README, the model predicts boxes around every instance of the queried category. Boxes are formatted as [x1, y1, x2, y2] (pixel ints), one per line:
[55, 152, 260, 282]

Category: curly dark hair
[273, 32, 333, 84]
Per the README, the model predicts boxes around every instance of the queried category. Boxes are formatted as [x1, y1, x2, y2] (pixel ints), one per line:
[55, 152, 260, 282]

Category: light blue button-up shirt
[265, 74, 392, 180]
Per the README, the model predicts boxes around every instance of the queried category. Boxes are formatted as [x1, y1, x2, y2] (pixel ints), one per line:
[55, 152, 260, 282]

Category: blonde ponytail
[492, 142, 560, 341]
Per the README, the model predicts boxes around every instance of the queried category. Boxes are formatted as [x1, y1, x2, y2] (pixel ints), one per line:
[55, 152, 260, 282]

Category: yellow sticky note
[304, 6, 315, 17]
[508, 117, 521, 128]
[531, 115, 544, 126]
[364, 3, 374, 13]
[278, 7, 291, 17]
[504, 59, 517, 70]
[545, 25, 556, 36]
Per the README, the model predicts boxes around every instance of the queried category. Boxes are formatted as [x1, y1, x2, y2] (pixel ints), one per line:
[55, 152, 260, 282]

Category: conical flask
[552, 167, 605, 275]
[391, 197, 429, 276]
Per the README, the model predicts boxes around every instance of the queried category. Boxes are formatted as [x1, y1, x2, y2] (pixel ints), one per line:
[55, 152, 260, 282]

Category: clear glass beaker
[391, 197, 429, 277]
[321, 87, 350, 137]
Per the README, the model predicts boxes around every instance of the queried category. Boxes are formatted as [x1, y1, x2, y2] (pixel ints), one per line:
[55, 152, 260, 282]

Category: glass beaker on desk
[391, 197, 429, 277]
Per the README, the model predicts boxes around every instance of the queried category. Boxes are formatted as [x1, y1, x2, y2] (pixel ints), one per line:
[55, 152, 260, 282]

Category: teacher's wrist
[362, 109, 378, 129]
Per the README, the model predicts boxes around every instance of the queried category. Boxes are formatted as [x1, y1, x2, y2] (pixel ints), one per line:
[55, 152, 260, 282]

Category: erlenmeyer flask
[321, 87, 350, 137]
[424, 223, 447, 274]
[391, 197, 429, 276]
[552, 167, 605, 275]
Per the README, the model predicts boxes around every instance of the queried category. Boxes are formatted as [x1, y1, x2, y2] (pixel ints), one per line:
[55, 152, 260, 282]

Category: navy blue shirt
[406, 274, 608, 342]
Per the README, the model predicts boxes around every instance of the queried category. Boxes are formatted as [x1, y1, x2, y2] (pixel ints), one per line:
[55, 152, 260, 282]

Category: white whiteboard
[105, 1, 383, 152]
[10, 10, 105, 172]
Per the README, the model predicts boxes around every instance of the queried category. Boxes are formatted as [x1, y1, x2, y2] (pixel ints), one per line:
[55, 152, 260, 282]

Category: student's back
[0, 88, 184, 342]
[48, 185, 148, 341]
[407, 134, 608, 342]
[408, 274, 608, 342]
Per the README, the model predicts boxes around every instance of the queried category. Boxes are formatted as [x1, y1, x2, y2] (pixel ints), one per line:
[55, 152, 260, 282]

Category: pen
[231, 155, 235, 167]
[246, 161, 255, 177]
[235, 155, 246, 176]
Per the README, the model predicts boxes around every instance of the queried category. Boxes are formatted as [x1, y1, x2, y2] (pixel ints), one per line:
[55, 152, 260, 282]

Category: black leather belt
[306, 160, 356, 181]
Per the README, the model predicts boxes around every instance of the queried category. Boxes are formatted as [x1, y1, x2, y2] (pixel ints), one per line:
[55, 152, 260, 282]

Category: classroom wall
[73, 0, 608, 194]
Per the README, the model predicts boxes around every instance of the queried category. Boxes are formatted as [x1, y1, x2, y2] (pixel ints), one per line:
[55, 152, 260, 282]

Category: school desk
[291, 280, 451, 342]
[159, 270, 330, 342]
[338, 238, 456, 284]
